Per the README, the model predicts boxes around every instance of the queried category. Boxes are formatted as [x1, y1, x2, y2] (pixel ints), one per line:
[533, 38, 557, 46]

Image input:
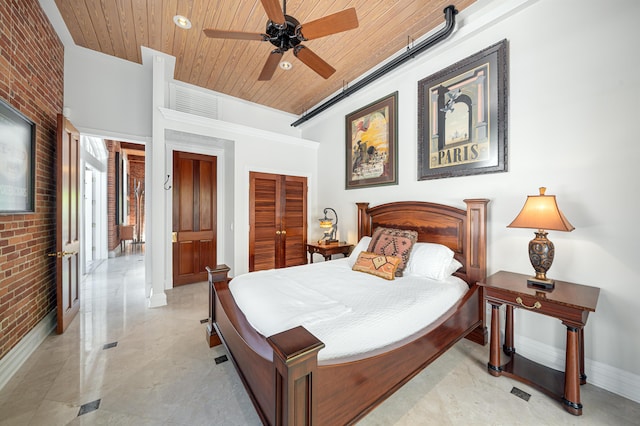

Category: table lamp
[319, 207, 338, 244]
[507, 187, 574, 289]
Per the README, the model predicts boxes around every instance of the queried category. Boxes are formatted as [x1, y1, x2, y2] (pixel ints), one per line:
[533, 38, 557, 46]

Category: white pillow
[347, 236, 372, 267]
[404, 242, 456, 281]
[445, 258, 463, 276]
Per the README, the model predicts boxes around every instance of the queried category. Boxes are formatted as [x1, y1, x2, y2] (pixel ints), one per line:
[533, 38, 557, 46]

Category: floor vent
[215, 355, 229, 365]
[102, 342, 117, 350]
[511, 387, 531, 401]
[200, 318, 208, 324]
[78, 399, 101, 416]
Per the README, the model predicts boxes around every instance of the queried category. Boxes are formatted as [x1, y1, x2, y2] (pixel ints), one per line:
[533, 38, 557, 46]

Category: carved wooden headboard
[356, 200, 489, 286]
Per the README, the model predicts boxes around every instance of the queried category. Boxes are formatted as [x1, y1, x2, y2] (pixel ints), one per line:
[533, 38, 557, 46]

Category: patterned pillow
[367, 227, 418, 277]
[352, 251, 402, 280]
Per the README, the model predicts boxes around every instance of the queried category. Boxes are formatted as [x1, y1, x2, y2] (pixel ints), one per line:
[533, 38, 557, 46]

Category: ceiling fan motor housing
[265, 15, 302, 51]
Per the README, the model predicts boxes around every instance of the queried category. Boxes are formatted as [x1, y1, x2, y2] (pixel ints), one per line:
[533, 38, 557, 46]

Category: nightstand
[477, 271, 600, 416]
[307, 242, 353, 263]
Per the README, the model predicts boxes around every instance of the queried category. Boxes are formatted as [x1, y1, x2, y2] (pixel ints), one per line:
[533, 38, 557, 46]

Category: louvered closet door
[282, 176, 307, 267]
[249, 172, 307, 272]
[250, 172, 280, 272]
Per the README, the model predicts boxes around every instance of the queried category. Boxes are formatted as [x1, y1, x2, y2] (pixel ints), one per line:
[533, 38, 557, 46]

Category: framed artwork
[346, 92, 398, 189]
[418, 39, 508, 180]
[0, 98, 35, 213]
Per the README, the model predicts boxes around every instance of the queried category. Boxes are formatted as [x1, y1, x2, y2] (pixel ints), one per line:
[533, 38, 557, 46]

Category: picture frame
[0, 98, 36, 213]
[345, 92, 398, 189]
[417, 39, 508, 180]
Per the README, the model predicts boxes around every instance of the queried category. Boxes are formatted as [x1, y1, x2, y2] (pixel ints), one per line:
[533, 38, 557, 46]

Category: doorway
[120, 142, 147, 251]
[80, 136, 108, 275]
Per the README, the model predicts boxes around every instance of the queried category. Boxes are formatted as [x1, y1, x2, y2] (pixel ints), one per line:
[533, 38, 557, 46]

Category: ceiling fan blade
[203, 29, 266, 41]
[300, 8, 358, 40]
[260, 0, 286, 25]
[294, 46, 335, 79]
[258, 51, 283, 81]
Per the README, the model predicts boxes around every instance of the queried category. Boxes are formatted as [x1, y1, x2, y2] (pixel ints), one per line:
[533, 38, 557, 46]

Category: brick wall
[0, 0, 64, 359]
[128, 159, 145, 239]
[106, 140, 120, 251]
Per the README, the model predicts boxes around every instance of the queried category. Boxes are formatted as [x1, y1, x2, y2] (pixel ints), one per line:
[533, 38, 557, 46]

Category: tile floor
[1, 253, 639, 425]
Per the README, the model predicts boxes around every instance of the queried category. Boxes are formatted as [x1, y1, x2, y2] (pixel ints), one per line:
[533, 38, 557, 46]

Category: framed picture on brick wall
[0, 98, 36, 213]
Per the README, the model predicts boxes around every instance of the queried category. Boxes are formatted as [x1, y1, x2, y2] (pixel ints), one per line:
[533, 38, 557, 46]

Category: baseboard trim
[0, 310, 56, 390]
[147, 290, 167, 308]
[516, 335, 640, 404]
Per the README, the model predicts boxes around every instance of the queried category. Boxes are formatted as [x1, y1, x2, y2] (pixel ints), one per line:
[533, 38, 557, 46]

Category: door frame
[165, 140, 226, 288]
[80, 161, 107, 275]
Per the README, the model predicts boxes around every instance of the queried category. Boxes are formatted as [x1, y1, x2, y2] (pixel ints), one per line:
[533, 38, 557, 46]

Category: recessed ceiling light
[173, 15, 192, 29]
[279, 61, 292, 70]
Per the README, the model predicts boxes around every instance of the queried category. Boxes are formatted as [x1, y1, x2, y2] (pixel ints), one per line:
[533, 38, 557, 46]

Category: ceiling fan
[203, 0, 358, 81]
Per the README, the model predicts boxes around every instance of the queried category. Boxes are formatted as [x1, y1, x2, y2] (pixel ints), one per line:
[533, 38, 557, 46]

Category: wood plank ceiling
[54, 0, 476, 116]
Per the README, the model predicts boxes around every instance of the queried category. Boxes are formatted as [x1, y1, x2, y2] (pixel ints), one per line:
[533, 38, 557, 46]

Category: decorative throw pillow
[367, 227, 418, 277]
[352, 251, 402, 280]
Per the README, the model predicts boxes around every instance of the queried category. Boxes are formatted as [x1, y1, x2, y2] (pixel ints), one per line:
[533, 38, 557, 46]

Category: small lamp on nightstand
[319, 207, 338, 244]
[508, 187, 575, 289]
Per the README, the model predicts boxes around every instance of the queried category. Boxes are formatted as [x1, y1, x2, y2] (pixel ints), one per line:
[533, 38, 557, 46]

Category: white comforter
[229, 258, 468, 363]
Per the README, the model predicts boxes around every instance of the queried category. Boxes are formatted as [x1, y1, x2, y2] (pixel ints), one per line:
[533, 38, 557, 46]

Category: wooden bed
[206, 199, 489, 425]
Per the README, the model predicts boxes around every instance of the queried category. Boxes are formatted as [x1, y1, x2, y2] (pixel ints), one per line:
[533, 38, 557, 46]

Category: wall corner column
[147, 53, 170, 307]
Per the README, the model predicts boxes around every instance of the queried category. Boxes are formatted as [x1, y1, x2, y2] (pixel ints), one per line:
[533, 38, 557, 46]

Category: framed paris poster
[345, 92, 398, 189]
[418, 39, 508, 180]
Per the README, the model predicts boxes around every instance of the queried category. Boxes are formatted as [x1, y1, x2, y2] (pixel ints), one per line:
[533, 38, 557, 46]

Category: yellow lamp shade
[508, 187, 574, 232]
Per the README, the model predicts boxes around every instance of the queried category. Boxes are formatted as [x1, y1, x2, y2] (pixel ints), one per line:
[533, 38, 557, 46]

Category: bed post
[357, 202, 371, 240]
[463, 199, 489, 345]
[268, 326, 325, 426]
[205, 265, 230, 347]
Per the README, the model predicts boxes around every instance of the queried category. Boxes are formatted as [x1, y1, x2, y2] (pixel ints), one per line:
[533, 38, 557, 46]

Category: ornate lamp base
[527, 230, 555, 289]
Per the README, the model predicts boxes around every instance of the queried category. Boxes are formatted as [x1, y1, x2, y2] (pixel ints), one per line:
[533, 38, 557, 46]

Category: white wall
[144, 51, 319, 304]
[64, 47, 153, 141]
[157, 107, 319, 277]
[300, 0, 640, 402]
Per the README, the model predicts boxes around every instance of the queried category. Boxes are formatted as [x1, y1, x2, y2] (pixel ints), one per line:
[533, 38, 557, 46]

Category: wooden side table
[478, 271, 599, 416]
[307, 242, 353, 263]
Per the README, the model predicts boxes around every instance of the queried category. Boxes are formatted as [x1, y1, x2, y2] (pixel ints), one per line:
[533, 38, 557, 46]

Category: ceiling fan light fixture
[202, 0, 359, 81]
[173, 15, 192, 29]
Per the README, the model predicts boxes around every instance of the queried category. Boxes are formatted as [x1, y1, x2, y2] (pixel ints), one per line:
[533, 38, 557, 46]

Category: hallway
[0, 253, 258, 425]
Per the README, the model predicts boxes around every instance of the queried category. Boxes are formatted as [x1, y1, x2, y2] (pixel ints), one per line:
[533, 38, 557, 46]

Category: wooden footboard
[208, 268, 484, 425]
[210, 273, 325, 425]
[206, 198, 489, 425]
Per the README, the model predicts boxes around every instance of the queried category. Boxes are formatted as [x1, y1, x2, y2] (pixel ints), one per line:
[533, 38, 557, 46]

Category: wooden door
[250, 172, 280, 271]
[249, 172, 307, 272]
[172, 151, 217, 285]
[54, 114, 81, 333]
[282, 176, 307, 267]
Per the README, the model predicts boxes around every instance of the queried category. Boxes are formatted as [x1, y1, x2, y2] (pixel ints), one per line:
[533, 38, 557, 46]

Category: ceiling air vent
[169, 83, 218, 120]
